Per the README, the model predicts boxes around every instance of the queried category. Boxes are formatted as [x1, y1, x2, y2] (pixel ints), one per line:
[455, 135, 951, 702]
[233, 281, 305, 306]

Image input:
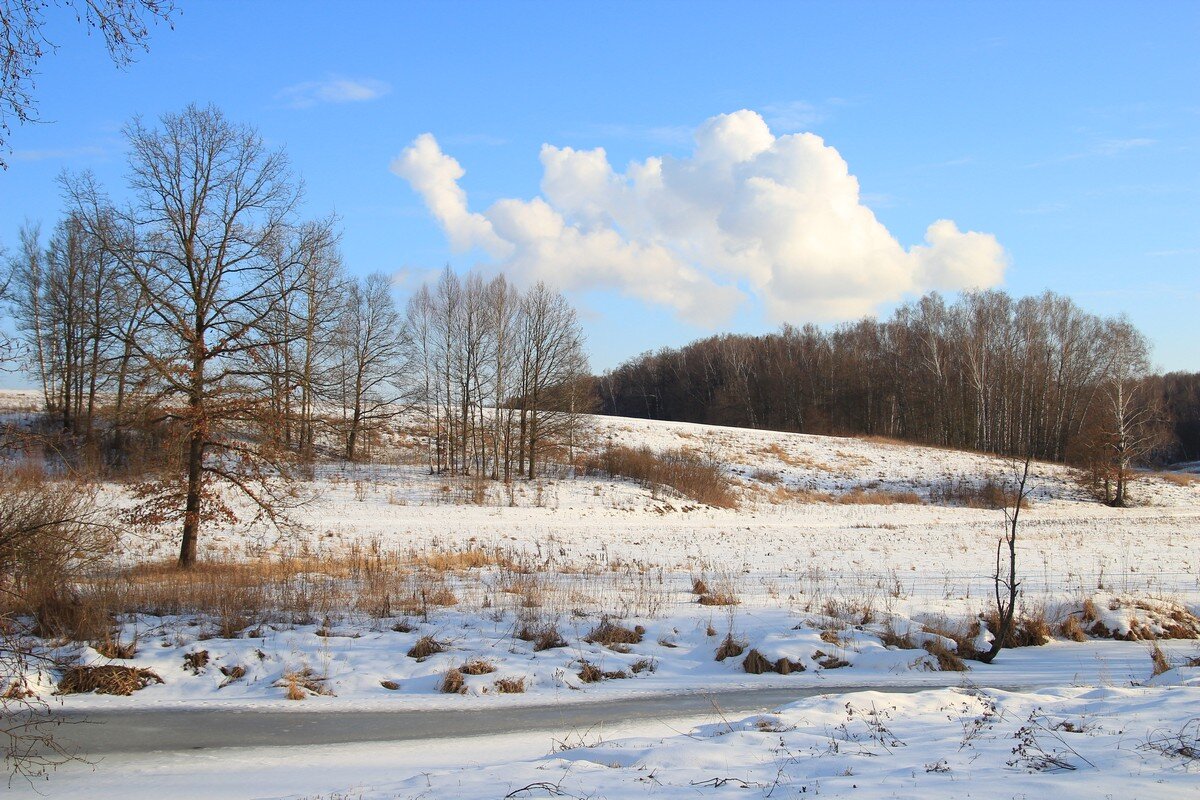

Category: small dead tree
[978, 455, 1033, 664]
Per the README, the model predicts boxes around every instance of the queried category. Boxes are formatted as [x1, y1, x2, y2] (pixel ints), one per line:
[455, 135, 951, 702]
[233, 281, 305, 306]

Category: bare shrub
[929, 476, 1031, 510]
[56, 665, 163, 696]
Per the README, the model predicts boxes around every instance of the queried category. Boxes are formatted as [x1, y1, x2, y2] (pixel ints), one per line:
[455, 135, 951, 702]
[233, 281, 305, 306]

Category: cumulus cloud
[391, 110, 1007, 325]
[278, 77, 390, 109]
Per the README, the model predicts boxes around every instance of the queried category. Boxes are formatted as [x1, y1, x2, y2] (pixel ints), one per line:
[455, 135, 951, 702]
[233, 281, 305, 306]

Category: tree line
[597, 290, 1196, 505]
[1, 104, 588, 566]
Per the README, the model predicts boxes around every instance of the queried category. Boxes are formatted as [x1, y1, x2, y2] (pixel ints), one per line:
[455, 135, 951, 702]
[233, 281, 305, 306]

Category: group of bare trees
[403, 268, 589, 482]
[599, 289, 1173, 504]
[2, 104, 589, 566]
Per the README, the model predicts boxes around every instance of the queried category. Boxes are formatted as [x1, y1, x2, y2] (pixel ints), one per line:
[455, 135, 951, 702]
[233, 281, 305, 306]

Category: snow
[4, 393, 1200, 796]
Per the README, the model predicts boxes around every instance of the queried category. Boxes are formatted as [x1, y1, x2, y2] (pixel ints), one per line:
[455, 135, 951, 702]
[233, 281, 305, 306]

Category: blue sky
[1, 1, 1197, 375]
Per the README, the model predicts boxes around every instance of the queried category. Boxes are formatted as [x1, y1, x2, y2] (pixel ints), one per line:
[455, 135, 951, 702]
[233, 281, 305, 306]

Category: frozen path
[54, 681, 1032, 755]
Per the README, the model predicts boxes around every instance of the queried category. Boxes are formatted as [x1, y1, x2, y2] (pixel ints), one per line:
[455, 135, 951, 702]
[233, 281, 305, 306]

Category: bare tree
[67, 103, 306, 567]
[337, 272, 404, 461]
[977, 454, 1033, 665]
[0, 0, 175, 166]
[1094, 318, 1163, 506]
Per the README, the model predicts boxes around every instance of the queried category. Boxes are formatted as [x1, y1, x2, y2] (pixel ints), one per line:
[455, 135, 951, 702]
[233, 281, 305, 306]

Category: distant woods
[598, 291, 1198, 499]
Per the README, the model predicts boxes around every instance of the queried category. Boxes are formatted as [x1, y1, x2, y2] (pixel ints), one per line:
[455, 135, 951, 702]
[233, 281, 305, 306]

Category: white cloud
[278, 77, 390, 109]
[391, 110, 1007, 325]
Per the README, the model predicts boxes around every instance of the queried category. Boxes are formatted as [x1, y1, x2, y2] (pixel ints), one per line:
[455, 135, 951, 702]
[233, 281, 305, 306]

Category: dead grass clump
[1057, 615, 1088, 642]
[407, 635, 447, 660]
[981, 609, 1051, 648]
[879, 626, 916, 650]
[742, 649, 773, 674]
[715, 633, 745, 661]
[275, 668, 333, 699]
[412, 547, 516, 572]
[1151, 642, 1172, 676]
[218, 665, 246, 688]
[691, 577, 710, 595]
[459, 659, 496, 676]
[585, 617, 643, 647]
[183, 650, 210, 675]
[774, 657, 805, 675]
[813, 651, 850, 669]
[837, 488, 923, 506]
[577, 660, 627, 682]
[56, 665, 163, 696]
[93, 635, 137, 659]
[820, 629, 845, 646]
[517, 624, 567, 651]
[440, 668, 466, 694]
[750, 468, 780, 484]
[581, 445, 737, 509]
[923, 640, 968, 671]
[631, 658, 656, 674]
[493, 676, 526, 693]
[697, 591, 739, 606]
[380, 679, 400, 690]
[33, 593, 111, 642]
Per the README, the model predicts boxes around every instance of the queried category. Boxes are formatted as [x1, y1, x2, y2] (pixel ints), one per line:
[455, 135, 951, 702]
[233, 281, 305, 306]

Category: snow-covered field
[6, 395, 1200, 797]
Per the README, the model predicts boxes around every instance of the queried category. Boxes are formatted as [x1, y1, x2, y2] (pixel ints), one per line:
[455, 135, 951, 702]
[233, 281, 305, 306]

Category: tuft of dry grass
[577, 660, 627, 683]
[923, 639, 968, 671]
[183, 650, 209, 675]
[440, 668, 466, 694]
[493, 676, 526, 693]
[517, 624, 567, 651]
[879, 626, 917, 650]
[1057, 615, 1088, 642]
[56, 665, 163, 696]
[275, 667, 333, 699]
[741, 649, 774, 674]
[407, 635, 447, 660]
[380, 679, 400, 690]
[459, 659, 496, 676]
[585, 617, 643, 647]
[929, 476, 1031, 510]
[1157, 472, 1199, 487]
[1151, 641, 1172, 676]
[813, 651, 850, 669]
[715, 633, 745, 661]
[691, 577, 710, 596]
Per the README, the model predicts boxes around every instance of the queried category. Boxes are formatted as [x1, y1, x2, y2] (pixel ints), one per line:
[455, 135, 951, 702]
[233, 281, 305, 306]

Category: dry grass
[879, 626, 917, 650]
[380, 679, 400, 690]
[714, 633, 744, 661]
[836, 488, 923, 506]
[183, 650, 209, 675]
[923, 639, 968, 671]
[929, 476, 1031, 510]
[981, 608, 1051, 648]
[584, 617, 643, 647]
[697, 590, 739, 606]
[1151, 642, 1172, 676]
[577, 660, 628, 682]
[581, 445, 738, 508]
[1057, 615, 1089, 642]
[741, 649, 773, 674]
[276, 667, 333, 699]
[440, 668, 466, 694]
[517, 623, 567, 651]
[56, 665, 163, 696]
[407, 635, 447, 660]
[459, 658, 497, 676]
[1157, 472, 1199, 487]
[493, 676, 526, 693]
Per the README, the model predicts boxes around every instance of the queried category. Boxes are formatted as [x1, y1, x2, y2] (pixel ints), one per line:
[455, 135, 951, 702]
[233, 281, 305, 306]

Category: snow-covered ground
[5, 394, 1200, 796]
